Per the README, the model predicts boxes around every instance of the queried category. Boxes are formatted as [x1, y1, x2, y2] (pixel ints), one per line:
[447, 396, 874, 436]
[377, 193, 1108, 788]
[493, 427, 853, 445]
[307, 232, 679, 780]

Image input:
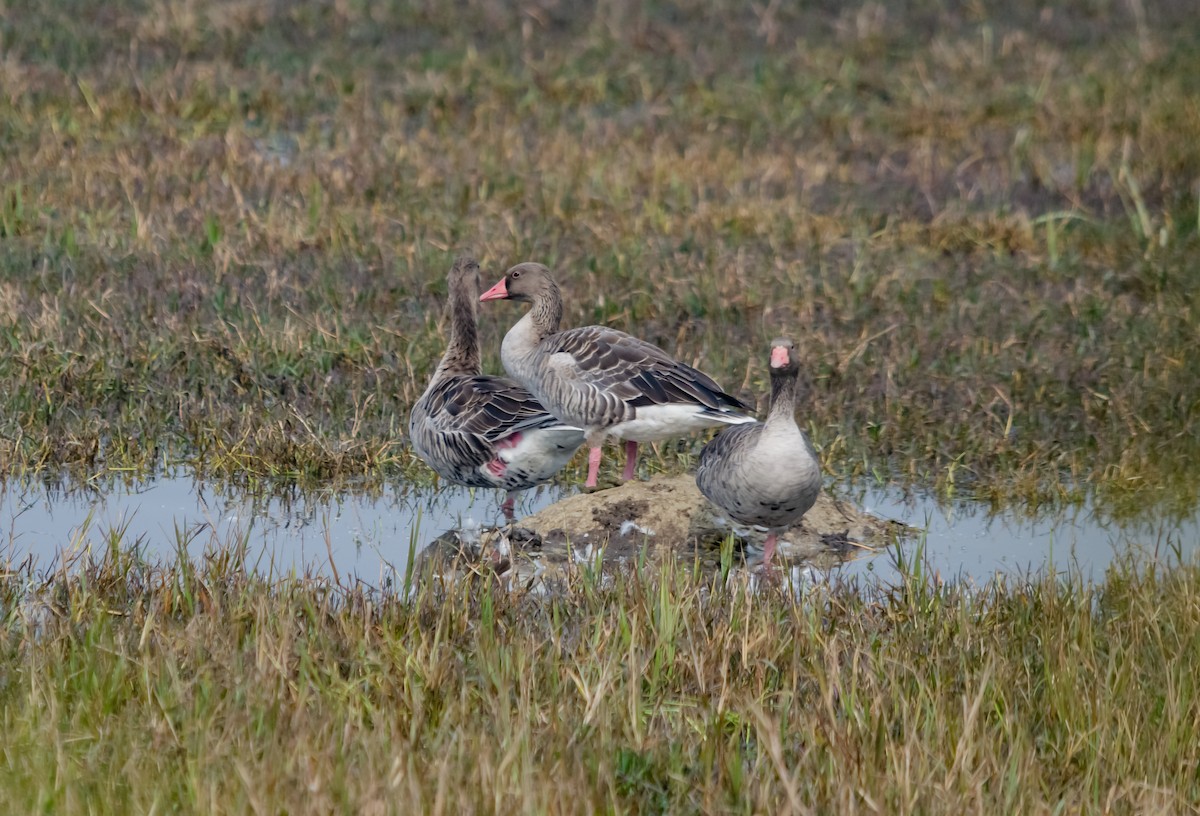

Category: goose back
[486, 263, 752, 443]
[409, 374, 584, 491]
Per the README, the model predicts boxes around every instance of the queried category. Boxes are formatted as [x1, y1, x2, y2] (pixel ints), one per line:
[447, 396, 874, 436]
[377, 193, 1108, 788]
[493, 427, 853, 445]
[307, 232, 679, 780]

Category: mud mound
[416, 474, 908, 587]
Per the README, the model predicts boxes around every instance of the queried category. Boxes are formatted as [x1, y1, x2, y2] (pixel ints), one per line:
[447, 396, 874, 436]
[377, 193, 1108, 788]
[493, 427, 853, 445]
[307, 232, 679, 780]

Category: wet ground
[1, 473, 1197, 590]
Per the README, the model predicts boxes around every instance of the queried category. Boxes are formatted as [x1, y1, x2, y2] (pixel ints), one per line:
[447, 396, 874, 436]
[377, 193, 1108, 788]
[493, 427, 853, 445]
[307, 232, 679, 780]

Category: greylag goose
[408, 258, 586, 520]
[479, 262, 753, 489]
[695, 337, 821, 569]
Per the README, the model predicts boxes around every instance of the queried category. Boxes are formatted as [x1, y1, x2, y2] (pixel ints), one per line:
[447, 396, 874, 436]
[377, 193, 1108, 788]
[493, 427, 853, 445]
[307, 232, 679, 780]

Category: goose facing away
[479, 262, 754, 489]
[408, 257, 586, 520]
[695, 337, 821, 569]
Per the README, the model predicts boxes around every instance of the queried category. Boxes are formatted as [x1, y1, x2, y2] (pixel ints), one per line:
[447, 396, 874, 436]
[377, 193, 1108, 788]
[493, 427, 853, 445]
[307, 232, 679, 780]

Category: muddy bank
[416, 474, 908, 587]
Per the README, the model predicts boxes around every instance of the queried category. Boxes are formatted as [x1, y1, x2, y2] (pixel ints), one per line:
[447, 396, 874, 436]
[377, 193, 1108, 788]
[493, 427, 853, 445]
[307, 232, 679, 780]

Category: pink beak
[479, 277, 508, 302]
[769, 345, 790, 368]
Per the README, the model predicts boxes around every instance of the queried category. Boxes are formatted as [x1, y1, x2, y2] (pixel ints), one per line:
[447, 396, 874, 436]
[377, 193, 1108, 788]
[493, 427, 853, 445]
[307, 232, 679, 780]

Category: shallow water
[1, 476, 1196, 588]
[838, 489, 1200, 586]
[0, 477, 567, 588]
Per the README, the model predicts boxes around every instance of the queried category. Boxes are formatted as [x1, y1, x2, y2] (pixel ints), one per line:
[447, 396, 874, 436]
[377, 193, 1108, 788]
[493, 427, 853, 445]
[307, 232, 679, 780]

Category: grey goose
[408, 258, 585, 520]
[695, 337, 821, 569]
[479, 262, 753, 489]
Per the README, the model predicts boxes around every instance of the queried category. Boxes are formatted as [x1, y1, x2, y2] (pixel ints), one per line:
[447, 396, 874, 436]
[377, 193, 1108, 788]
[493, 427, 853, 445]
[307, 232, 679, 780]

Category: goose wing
[543, 326, 750, 413]
[421, 375, 572, 443]
[698, 421, 763, 476]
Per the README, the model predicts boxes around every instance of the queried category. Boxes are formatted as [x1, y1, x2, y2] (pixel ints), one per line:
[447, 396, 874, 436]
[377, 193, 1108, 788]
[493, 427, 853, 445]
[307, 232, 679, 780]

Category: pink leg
[501, 493, 516, 521]
[585, 446, 602, 488]
[762, 533, 778, 570]
[622, 440, 638, 481]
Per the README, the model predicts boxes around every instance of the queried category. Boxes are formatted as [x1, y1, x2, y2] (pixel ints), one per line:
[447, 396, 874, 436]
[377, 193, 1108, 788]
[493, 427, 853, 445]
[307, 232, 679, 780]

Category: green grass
[0, 0, 1198, 509]
[1, 541, 1198, 813]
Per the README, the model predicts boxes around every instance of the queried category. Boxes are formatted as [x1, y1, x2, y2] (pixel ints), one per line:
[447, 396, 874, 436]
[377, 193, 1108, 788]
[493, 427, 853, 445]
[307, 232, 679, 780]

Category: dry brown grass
[3, 1, 1199, 508]
[2, 3, 1200, 810]
[2, 540, 1199, 813]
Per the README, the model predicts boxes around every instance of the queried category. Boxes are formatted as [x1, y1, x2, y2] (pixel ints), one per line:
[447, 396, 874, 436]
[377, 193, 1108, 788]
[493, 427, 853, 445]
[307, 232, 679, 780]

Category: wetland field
[2, 0, 1200, 812]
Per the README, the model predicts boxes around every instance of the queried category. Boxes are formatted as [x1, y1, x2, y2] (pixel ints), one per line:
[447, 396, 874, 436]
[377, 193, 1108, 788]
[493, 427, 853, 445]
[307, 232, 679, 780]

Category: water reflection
[0, 477, 567, 587]
[835, 488, 1200, 585]
[1, 476, 1196, 587]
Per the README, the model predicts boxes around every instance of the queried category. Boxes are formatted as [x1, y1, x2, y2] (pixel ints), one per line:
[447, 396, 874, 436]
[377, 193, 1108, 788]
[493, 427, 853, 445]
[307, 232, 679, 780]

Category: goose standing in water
[479, 262, 753, 489]
[408, 258, 585, 520]
[695, 337, 821, 570]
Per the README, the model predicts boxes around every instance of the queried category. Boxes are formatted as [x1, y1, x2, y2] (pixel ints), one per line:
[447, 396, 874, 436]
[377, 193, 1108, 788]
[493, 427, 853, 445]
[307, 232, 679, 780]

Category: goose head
[768, 337, 799, 376]
[448, 256, 481, 295]
[479, 262, 556, 304]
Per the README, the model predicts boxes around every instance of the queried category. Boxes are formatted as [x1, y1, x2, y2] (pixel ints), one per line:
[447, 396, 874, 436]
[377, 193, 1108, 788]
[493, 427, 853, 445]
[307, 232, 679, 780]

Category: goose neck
[528, 286, 563, 340]
[436, 278, 481, 378]
[766, 370, 799, 425]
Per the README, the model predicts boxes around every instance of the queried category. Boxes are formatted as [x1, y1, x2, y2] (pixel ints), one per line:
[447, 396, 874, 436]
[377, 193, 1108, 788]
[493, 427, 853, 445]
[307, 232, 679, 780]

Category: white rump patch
[611, 404, 751, 443]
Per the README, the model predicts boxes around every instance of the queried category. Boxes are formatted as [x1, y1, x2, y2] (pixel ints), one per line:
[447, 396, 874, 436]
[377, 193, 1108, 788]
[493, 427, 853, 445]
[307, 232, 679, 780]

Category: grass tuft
[1, 540, 1199, 812]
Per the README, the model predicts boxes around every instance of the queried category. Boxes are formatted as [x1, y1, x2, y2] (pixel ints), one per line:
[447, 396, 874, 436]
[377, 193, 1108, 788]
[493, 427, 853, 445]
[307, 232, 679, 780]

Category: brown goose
[479, 262, 753, 489]
[695, 337, 821, 569]
[408, 258, 585, 520]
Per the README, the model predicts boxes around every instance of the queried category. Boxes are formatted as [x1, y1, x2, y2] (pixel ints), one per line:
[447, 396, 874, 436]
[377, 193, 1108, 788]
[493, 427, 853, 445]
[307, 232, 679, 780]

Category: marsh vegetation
[2, 0, 1199, 811]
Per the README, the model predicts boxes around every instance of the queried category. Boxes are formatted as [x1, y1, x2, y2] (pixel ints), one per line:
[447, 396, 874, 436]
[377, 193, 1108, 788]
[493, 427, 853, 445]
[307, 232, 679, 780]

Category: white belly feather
[609, 404, 754, 443]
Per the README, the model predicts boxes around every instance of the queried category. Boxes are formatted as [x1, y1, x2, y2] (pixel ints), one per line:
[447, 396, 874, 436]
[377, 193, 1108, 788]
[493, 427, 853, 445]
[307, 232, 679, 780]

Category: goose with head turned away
[408, 257, 586, 520]
[479, 262, 754, 489]
[695, 337, 822, 570]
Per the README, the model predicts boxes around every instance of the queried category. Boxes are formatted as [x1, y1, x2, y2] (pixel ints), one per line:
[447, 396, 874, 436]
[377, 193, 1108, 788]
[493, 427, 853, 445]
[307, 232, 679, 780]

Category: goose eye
[512, 270, 522, 279]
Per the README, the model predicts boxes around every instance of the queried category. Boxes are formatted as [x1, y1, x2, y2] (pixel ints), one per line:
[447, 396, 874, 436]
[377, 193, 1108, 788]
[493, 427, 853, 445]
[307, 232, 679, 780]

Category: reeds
[1, 535, 1198, 813]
